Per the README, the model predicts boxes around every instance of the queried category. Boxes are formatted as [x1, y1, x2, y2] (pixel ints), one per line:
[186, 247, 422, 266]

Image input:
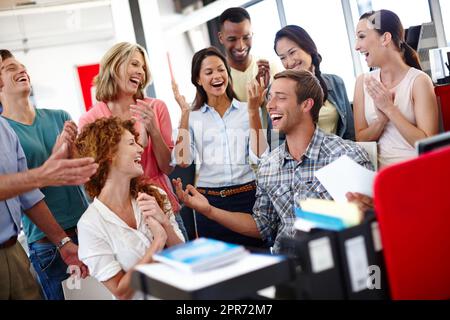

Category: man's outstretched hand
[172, 178, 212, 217]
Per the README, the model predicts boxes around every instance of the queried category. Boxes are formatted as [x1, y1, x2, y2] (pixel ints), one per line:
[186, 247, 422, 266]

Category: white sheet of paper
[314, 155, 376, 202]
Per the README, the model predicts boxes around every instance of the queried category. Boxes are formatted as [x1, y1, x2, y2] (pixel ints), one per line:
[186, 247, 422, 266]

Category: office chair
[373, 146, 450, 299]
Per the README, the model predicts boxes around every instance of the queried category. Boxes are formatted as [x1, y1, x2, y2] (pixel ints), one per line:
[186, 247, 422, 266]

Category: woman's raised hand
[247, 78, 267, 113]
[171, 78, 190, 113]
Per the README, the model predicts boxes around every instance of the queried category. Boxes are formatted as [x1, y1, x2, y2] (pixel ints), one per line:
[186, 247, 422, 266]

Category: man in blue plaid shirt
[174, 70, 374, 253]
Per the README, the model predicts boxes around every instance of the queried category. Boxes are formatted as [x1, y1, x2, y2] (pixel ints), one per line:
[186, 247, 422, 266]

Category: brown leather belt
[197, 182, 256, 198]
[35, 227, 77, 244]
[0, 236, 18, 249]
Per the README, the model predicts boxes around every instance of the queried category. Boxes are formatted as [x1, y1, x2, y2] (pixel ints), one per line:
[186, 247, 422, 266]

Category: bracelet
[57, 236, 72, 250]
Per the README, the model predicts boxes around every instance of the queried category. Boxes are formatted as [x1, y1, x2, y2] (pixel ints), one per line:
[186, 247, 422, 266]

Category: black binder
[335, 211, 389, 300]
[276, 211, 389, 300]
[276, 230, 346, 299]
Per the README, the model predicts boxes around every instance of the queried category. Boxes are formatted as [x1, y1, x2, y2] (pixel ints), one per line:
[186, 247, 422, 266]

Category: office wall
[2, 0, 205, 128]
[13, 41, 114, 123]
[143, 0, 210, 129]
[3, 0, 136, 124]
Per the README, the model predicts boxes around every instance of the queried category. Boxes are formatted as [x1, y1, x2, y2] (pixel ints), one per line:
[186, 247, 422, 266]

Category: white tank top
[364, 67, 425, 168]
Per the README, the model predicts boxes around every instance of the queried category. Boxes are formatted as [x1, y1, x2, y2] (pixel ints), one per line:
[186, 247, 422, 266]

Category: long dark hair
[191, 47, 236, 110]
[360, 9, 422, 70]
[274, 25, 328, 102]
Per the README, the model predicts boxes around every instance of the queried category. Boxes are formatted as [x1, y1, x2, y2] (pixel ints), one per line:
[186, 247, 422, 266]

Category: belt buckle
[219, 190, 227, 197]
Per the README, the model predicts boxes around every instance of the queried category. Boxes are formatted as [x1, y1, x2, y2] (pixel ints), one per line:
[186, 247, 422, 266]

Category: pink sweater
[79, 98, 180, 212]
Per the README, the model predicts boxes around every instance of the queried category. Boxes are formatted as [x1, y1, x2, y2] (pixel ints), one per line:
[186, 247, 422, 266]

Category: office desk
[131, 254, 293, 300]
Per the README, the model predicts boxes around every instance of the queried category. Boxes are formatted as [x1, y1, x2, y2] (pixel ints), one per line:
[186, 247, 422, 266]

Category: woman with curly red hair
[75, 117, 184, 300]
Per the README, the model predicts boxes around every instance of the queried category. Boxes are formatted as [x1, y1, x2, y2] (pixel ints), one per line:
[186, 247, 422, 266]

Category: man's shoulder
[0, 116, 12, 130]
[322, 133, 360, 154]
[38, 108, 71, 122]
[0, 116, 18, 144]
[320, 133, 372, 167]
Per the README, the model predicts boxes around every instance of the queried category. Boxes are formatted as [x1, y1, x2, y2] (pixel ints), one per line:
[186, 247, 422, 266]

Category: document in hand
[153, 238, 249, 273]
[314, 155, 376, 202]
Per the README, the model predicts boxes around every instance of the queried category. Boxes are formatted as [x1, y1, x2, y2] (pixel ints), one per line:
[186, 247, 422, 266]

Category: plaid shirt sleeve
[350, 144, 375, 171]
[252, 164, 280, 247]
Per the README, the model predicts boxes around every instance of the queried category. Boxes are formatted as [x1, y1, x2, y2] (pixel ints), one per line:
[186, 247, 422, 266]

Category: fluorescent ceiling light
[0, 0, 110, 17]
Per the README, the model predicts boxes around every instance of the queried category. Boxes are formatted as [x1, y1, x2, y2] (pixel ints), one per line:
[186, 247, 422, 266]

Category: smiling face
[267, 77, 307, 134]
[111, 129, 144, 178]
[196, 55, 229, 99]
[355, 19, 385, 68]
[275, 37, 313, 72]
[219, 19, 252, 66]
[116, 50, 146, 97]
[0, 57, 31, 96]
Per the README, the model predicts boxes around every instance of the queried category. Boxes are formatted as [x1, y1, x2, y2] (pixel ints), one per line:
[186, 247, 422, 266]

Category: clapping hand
[53, 121, 78, 158]
[39, 143, 98, 187]
[364, 76, 395, 123]
[130, 99, 158, 134]
[137, 192, 169, 228]
[138, 192, 168, 247]
[256, 59, 270, 88]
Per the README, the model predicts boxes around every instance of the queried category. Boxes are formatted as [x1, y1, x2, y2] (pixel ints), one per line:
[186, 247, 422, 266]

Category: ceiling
[0, 0, 95, 11]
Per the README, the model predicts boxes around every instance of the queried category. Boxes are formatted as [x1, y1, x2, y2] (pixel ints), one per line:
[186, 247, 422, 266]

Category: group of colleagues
[0, 7, 439, 300]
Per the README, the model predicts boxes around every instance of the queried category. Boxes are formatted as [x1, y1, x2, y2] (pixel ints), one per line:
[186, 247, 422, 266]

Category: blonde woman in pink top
[79, 42, 186, 239]
[353, 10, 438, 169]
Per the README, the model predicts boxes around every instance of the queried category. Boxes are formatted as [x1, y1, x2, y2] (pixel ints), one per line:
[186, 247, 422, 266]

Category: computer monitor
[405, 25, 422, 51]
[416, 22, 439, 77]
[415, 131, 450, 155]
[429, 47, 450, 84]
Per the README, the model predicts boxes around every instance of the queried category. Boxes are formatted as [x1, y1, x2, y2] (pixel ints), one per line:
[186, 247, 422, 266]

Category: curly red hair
[75, 117, 168, 213]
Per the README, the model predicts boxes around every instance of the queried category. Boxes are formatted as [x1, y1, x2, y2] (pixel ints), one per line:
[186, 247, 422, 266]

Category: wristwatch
[57, 236, 72, 250]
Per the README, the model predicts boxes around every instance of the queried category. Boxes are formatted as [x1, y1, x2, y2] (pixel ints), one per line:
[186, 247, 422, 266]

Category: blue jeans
[28, 235, 77, 300]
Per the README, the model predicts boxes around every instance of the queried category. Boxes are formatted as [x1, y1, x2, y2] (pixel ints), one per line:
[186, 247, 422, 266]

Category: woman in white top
[353, 9, 438, 169]
[75, 117, 184, 300]
[171, 47, 266, 248]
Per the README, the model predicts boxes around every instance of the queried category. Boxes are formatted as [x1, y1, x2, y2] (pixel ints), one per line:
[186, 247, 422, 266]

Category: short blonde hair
[95, 42, 152, 102]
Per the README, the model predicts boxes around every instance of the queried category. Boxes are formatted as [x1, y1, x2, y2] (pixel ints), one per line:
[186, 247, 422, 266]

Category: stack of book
[294, 198, 363, 232]
[153, 238, 249, 273]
